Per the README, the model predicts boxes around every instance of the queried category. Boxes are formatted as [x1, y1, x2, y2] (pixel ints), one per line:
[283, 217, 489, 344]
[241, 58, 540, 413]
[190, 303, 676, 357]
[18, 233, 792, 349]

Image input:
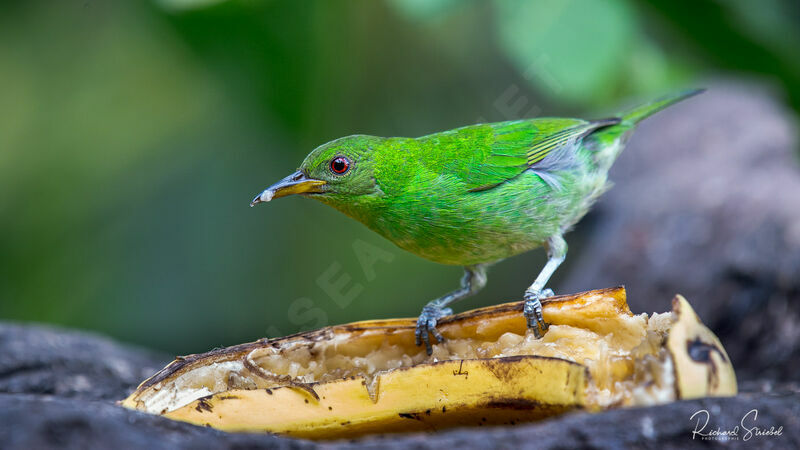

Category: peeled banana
[121, 287, 737, 439]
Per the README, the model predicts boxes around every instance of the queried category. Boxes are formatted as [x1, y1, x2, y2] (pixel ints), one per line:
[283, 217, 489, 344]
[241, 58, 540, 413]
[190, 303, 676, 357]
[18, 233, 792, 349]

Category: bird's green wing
[448, 118, 618, 192]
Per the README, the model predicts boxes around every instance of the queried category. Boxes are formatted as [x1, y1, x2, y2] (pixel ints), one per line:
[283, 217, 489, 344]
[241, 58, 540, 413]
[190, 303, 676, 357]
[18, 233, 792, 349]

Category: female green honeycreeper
[251, 90, 702, 354]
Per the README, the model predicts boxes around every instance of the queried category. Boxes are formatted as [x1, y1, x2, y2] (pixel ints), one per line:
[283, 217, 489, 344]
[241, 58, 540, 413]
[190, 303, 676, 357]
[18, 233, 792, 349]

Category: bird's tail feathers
[619, 88, 704, 125]
[585, 89, 704, 173]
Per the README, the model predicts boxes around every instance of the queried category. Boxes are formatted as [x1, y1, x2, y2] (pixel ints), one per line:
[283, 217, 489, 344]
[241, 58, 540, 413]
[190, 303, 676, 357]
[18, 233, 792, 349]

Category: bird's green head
[251, 135, 384, 209]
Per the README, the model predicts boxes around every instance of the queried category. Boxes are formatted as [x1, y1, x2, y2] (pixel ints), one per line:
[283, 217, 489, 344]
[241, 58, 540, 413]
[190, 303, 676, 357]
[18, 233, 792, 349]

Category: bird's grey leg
[416, 264, 488, 355]
[524, 235, 567, 338]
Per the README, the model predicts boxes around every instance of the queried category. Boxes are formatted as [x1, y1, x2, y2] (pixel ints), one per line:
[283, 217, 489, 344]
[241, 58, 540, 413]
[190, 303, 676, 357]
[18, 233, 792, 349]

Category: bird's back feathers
[408, 117, 619, 193]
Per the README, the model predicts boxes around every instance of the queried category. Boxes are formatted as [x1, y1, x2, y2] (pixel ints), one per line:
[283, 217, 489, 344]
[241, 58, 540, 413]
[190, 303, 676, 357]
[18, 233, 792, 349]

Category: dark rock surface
[564, 82, 800, 382]
[1, 379, 797, 449]
[0, 394, 311, 450]
[0, 322, 169, 401]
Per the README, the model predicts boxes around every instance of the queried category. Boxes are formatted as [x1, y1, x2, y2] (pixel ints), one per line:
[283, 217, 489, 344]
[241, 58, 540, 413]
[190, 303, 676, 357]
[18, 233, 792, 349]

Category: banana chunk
[120, 287, 736, 439]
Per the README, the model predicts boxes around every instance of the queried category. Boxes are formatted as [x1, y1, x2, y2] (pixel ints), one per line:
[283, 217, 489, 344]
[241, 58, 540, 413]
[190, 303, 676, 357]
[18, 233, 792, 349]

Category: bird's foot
[523, 288, 553, 338]
[415, 304, 453, 356]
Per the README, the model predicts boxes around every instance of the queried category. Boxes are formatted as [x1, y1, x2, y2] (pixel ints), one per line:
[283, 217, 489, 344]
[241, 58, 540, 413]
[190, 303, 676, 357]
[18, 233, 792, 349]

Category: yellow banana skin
[161, 357, 587, 438]
[121, 287, 736, 439]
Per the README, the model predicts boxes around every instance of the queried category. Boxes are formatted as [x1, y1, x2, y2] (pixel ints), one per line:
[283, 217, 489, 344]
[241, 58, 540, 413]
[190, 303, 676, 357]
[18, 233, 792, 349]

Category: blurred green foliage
[1, 0, 798, 354]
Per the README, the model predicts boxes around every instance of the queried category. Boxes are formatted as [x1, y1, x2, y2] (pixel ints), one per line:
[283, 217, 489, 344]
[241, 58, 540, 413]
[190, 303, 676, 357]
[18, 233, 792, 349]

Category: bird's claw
[523, 288, 553, 338]
[415, 305, 452, 355]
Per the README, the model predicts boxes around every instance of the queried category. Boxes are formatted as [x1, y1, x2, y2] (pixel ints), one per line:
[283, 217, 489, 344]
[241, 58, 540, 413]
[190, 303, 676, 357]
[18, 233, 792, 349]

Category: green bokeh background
[1, 0, 798, 354]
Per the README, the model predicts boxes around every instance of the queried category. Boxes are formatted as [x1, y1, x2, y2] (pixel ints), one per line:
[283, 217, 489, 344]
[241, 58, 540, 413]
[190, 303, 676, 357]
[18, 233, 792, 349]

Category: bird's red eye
[330, 156, 350, 175]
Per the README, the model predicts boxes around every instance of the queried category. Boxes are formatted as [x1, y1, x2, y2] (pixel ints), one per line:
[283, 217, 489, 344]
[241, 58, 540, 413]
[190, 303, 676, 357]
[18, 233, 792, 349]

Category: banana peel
[121, 287, 736, 439]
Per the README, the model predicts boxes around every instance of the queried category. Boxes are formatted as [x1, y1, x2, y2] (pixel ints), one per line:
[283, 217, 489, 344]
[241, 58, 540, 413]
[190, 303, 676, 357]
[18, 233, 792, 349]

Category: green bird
[251, 90, 701, 354]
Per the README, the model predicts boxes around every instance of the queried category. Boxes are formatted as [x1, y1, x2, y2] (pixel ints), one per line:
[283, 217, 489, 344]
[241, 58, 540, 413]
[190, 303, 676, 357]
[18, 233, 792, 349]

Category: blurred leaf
[623, 38, 694, 97]
[493, 0, 635, 105]
[640, 0, 800, 112]
[724, 0, 800, 57]
[155, 0, 229, 12]
[387, 0, 465, 21]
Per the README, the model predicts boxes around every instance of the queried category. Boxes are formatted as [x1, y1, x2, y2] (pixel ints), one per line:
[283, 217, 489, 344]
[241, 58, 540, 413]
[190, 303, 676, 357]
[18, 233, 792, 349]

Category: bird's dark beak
[250, 171, 326, 206]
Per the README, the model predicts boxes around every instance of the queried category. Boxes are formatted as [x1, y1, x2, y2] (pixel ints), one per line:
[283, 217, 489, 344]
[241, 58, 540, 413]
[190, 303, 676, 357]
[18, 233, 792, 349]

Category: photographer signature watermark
[690, 408, 783, 441]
